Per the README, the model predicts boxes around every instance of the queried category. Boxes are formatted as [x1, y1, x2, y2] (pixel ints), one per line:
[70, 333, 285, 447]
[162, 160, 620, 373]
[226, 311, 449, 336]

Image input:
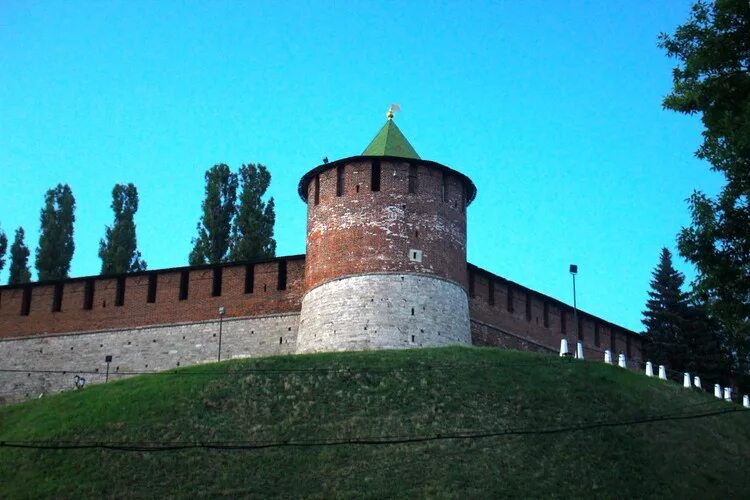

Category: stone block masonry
[297, 273, 470, 353]
[0, 313, 299, 404]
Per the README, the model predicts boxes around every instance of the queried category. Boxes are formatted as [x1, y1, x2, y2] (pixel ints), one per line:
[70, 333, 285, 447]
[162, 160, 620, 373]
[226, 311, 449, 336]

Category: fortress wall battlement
[467, 265, 644, 362]
[0, 257, 305, 339]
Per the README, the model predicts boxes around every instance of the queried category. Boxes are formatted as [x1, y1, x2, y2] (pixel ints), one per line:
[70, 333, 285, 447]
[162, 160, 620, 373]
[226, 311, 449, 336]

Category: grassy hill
[1, 346, 749, 498]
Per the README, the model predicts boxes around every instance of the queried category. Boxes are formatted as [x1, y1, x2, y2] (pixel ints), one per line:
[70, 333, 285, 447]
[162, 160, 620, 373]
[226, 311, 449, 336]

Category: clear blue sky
[0, 1, 723, 332]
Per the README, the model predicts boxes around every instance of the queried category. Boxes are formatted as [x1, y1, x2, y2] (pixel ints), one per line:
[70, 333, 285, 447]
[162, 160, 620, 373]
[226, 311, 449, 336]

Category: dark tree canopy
[35, 184, 76, 281]
[189, 164, 238, 265]
[230, 163, 276, 261]
[642, 248, 728, 384]
[99, 183, 147, 274]
[0, 224, 7, 275]
[9, 227, 31, 285]
[660, 0, 750, 384]
[642, 248, 692, 367]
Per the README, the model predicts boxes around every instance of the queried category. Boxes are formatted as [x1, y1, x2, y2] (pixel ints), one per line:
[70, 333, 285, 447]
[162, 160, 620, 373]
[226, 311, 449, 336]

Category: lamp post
[105, 355, 112, 382]
[569, 264, 578, 341]
[217, 306, 226, 362]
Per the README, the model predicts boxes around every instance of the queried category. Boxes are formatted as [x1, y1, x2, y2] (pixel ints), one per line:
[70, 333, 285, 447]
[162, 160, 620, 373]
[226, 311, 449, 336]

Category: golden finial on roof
[387, 103, 401, 120]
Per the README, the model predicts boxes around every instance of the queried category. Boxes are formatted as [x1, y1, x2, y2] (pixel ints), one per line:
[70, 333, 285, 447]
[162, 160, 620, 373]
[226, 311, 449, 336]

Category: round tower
[295, 109, 477, 353]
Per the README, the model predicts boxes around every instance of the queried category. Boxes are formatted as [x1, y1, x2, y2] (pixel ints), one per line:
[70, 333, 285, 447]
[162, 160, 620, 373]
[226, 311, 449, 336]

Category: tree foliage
[189, 164, 238, 265]
[229, 163, 276, 261]
[35, 184, 76, 281]
[660, 0, 750, 385]
[9, 227, 32, 285]
[0, 224, 7, 275]
[642, 248, 728, 384]
[99, 183, 146, 274]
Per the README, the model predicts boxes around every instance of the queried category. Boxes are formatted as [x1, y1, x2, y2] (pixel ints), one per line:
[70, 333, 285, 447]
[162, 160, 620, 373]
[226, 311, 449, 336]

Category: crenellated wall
[0, 256, 305, 339]
[467, 265, 643, 364]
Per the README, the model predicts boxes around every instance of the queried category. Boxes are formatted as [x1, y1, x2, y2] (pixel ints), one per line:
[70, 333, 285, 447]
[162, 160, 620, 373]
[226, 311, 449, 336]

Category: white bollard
[724, 387, 732, 402]
[604, 350, 612, 364]
[658, 365, 667, 380]
[618, 353, 626, 368]
[714, 384, 722, 398]
[645, 361, 654, 377]
[683, 372, 691, 388]
[559, 338, 569, 357]
[693, 375, 702, 389]
[743, 395, 749, 408]
[576, 342, 584, 360]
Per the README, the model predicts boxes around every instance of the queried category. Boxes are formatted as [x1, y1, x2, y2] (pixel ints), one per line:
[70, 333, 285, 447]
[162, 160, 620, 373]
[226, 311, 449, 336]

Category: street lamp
[569, 264, 578, 341]
[217, 306, 226, 362]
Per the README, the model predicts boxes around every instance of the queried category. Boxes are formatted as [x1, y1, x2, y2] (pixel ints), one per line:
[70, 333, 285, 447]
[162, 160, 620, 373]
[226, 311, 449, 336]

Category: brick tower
[295, 108, 476, 353]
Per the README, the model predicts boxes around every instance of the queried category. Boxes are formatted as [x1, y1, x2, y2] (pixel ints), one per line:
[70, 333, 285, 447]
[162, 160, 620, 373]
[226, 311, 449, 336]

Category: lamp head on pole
[218, 306, 226, 316]
[569, 264, 578, 275]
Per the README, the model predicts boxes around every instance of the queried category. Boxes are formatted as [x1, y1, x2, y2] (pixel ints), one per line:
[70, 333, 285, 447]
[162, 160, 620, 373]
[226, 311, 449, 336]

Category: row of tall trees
[644, 0, 749, 391]
[0, 182, 146, 284]
[189, 163, 276, 265]
[0, 163, 276, 285]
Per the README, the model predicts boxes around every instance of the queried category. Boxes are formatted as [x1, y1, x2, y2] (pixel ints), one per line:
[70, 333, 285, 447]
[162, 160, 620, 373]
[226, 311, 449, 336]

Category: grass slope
[1, 346, 749, 498]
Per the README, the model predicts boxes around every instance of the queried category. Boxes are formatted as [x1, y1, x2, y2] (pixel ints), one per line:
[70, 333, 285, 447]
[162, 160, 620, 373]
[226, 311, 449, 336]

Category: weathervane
[386, 103, 401, 120]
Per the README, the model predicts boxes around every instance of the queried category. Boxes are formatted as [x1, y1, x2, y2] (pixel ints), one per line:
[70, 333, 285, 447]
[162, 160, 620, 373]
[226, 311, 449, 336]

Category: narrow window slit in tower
[179, 271, 189, 300]
[488, 280, 495, 306]
[411, 307, 414, 316]
[147, 273, 157, 303]
[115, 277, 125, 307]
[525, 294, 532, 321]
[578, 317, 584, 341]
[336, 165, 344, 196]
[356, 184, 360, 193]
[52, 282, 63, 312]
[408, 164, 418, 193]
[594, 323, 600, 347]
[411, 335, 415, 343]
[212, 267, 222, 297]
[245, 264, 254, 294]
[507, 286, 514, 313]
[83, 280, 95, 310]
[277, 259, 287, 291]
[371, 160, 381, 192]
[626, 333, 632, 358]
[314, 175, 320, 205]
[20, 286, 32, 316]
[415, 230, 419, 239]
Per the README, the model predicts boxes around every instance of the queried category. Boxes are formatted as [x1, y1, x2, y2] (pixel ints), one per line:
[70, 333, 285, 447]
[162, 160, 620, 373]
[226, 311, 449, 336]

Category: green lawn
[1, 346, 748, 498]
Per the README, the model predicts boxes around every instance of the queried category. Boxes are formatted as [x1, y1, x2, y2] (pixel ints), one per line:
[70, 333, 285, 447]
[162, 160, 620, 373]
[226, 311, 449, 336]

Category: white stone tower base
[296, 273, 470, 354]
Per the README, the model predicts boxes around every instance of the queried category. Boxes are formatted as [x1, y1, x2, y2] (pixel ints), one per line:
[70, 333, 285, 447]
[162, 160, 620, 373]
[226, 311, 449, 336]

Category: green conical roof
[362, 119, 420, 159]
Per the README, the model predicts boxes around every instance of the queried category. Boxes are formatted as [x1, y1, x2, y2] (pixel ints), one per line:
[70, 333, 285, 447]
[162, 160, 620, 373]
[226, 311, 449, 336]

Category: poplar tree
[8, 227, 31, 285]
[0, 224, 7, 275]
[99, 183, 147, 274]
[229, 163, 276, 261]
[189, 164, 238, 265]
[35, 184, 76, 280]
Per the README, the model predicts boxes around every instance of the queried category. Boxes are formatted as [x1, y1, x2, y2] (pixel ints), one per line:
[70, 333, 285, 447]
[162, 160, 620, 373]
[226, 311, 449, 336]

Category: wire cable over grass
[1, 406, 746, 453]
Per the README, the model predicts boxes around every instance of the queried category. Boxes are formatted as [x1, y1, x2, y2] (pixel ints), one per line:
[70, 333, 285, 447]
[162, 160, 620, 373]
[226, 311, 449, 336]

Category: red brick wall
[303, 159, 470, 290]
[0, 257, 304, 339]
[468, 265, 644, 363]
